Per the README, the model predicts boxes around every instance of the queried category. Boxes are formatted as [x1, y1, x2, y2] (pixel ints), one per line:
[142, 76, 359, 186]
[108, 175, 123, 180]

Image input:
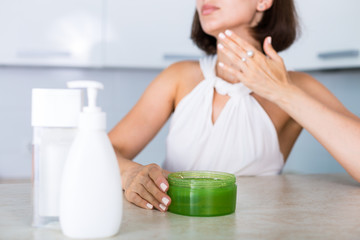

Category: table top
[1, 173, 360, 240]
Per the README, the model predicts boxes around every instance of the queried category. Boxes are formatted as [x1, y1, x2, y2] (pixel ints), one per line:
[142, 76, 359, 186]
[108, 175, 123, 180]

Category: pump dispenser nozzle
[67, 80, 106, 130]
[67, 80, 103, 113]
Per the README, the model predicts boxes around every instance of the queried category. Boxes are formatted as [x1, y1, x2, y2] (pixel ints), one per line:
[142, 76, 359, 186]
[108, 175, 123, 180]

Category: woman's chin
[200, 22, 223, 37]
[202, 27, 220, 38]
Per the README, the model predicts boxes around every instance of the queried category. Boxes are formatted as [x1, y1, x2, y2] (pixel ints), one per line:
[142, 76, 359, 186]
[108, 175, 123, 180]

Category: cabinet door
[280, 0, 360, 71]
[105, 0, 203, 68]
[0, 0, 103, 67]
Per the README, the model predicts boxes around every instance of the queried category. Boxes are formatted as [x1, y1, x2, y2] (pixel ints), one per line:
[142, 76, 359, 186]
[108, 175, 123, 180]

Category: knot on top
[214, 77, 252, 98]
[199, 55, 252, 99]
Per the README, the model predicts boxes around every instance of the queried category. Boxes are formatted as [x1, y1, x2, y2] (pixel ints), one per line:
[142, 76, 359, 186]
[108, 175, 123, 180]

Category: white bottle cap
[67, 80, 106, 130]
[31, 89, 82, 127]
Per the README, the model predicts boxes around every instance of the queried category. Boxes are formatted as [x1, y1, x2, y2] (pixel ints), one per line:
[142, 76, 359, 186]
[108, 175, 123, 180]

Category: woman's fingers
[218, 61, 246, 84]
[148, 164, 169, 192]
[144, 174, 171, 211]
[125, 191, 154, 210]
[217, 42, 247, 76]
[217, 32, 290, 102]
[223, 29, 260, 56]
[217, 62, 240, 83]
[124, 163, 171, 212]
[218, 32, 247, 61]
[147, 165, 171, 211]
[135, 183, 165, 211]
[263, 36, 282, 63]
[126, 176, 169, 212]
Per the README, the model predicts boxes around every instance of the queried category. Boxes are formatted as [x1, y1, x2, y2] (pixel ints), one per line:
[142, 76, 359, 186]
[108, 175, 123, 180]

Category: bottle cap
[31, 89, 82, 127]
[67, 80, 106, 130]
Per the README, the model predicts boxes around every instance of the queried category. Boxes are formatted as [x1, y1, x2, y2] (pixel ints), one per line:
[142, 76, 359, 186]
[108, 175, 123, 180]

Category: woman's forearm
[278, 85, 360, 181]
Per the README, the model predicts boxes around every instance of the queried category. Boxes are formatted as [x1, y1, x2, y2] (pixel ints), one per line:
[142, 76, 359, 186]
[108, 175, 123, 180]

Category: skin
[109, 0, 360, 212]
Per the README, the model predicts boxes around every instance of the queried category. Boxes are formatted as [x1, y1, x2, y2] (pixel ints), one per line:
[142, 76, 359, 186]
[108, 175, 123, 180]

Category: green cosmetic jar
[167, 171, 237, 217]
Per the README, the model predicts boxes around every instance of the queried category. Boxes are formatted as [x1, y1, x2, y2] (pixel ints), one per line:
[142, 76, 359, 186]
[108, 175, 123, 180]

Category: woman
[109, 0, 360, 212]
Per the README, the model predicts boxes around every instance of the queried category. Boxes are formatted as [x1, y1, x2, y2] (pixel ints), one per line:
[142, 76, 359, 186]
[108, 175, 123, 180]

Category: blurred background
[0, 0, 359, 180]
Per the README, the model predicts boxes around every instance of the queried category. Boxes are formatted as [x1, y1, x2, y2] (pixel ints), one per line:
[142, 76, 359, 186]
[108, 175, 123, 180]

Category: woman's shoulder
[288, 71, 324, 93]
[164, 60, 203, 79]
[156, 60, 203, 87]
[287, 71, 348, 113]
[151, 60, 202, 92]
[288, 71, 315, 84]
[162, 60, 204, 106]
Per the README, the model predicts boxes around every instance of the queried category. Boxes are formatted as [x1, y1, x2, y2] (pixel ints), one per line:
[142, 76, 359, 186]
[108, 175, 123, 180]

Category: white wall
[0, 66, 359, 179]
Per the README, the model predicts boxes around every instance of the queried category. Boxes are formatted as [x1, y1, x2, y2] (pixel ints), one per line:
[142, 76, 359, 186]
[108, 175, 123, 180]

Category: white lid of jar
[31, 89, 83, 127]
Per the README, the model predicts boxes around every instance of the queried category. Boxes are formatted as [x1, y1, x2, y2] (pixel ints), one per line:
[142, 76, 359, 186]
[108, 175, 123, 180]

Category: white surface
[104, 0, 203, 68]
[60, 128, 122, 238]
[1, 174, 360, 239]
[0, 0, 103, 67]
[31, 89, 82, 127]
[280, 0, 360, 71]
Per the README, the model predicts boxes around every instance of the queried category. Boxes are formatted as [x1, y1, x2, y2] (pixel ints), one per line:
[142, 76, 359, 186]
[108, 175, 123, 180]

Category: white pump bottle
[60, 80, 122, 239]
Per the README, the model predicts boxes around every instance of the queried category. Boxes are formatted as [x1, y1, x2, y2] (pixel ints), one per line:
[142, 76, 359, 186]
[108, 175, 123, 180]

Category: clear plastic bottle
[31, 89, 82, 228]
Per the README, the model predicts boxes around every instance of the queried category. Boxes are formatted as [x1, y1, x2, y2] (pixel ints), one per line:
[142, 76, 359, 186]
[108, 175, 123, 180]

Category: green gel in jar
[167, 171, 237, 217]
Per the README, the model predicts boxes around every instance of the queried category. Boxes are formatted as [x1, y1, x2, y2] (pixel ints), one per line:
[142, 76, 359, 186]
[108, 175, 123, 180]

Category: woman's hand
[122, 163, 171, 212]
[217, 29, 295, 103]
[217, 31, 360, 182]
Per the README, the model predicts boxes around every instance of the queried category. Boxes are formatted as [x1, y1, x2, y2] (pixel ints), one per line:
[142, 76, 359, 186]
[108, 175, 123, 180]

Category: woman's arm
[279, 74, 360, 182]
[217, 30, 360, 182]
[108, 62, 187, 211]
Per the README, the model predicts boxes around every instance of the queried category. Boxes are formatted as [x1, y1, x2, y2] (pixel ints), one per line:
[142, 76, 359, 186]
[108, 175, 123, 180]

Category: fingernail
[225, 29, 232, 36]
[268, 36, 272, 44]
[218, 62, 224, 68]
[217, 43, 224, 49]
[146, 203, 153, 209]
[218, 32, 226, 39]
[160, 183, 167, 192]
[159, 204, 166, 211]
[162, 197, 170, 206]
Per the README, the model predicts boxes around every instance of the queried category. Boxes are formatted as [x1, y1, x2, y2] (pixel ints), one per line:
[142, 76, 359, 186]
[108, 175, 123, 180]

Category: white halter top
[164, 55, 284, 176]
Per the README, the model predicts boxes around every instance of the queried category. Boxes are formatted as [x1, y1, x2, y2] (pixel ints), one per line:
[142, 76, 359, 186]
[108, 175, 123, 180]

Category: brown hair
[191, 0, 299, 54]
